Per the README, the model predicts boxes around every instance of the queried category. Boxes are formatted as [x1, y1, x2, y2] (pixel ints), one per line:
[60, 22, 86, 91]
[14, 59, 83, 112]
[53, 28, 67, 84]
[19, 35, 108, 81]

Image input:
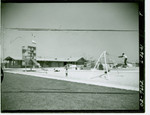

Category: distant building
[4, 56, 22, 68]
[3, 56, 87, 68]
[37, 57, 86, 68]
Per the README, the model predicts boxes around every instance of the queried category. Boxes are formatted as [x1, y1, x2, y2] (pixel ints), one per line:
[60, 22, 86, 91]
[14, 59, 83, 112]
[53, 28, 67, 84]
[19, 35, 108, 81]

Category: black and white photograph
[0, 1, 145, 113]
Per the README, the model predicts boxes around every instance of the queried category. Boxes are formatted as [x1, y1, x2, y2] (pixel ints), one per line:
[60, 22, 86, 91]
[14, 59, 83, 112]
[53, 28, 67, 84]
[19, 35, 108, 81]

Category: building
[3, 56, 87, 68]
[4, 56, 22, 68]
[37, 57, 86, 67]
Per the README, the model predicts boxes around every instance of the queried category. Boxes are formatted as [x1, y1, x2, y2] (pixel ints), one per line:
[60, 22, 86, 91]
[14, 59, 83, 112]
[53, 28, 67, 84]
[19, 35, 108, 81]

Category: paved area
[4, 67, 139, 91]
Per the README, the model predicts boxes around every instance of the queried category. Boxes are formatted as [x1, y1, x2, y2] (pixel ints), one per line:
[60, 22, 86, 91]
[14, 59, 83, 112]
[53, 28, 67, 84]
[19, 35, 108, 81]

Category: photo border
[1, 0, 145, 113]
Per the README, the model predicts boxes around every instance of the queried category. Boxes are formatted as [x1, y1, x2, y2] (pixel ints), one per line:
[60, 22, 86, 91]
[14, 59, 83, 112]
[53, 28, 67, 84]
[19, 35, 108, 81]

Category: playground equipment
[22, 45, 47, 72]
[93, 51, 110, 78]
[31, 59, 47, 71]
[92, 51, 137, 80]
[31, 58, 41, 68]
[92, 51, 125, 79]
[22, 46, 36, 71]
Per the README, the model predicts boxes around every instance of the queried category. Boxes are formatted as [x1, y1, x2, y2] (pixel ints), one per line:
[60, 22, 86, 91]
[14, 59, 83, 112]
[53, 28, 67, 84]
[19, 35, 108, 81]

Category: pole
[1, 27, 5, 67]
[25, 61, 26, 72]
[94, 51, 104, 70]
[104, 51, 109, 78]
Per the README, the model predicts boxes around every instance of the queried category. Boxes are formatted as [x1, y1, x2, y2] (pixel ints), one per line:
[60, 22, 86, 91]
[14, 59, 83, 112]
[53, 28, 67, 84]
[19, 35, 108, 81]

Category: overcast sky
[2, 3, 139, 62]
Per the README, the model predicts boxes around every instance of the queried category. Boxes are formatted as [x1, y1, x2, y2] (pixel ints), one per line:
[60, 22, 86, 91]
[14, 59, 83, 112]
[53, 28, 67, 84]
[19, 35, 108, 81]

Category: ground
[1, 71, 139, 112]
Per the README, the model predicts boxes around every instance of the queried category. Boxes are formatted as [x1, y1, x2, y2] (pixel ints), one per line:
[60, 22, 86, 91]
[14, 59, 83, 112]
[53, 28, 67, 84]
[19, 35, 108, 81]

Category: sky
[1, 3, 139, 63]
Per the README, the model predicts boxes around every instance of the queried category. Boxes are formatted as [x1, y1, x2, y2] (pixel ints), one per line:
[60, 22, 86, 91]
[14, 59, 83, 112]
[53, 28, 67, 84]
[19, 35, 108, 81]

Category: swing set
[92, 51, 122, 79]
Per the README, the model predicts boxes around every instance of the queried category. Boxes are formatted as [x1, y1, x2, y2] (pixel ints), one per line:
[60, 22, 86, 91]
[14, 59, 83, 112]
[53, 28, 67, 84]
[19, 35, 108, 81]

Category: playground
[2, 48, 139, 91]
[4, 49, 139, 91]
[1, 49, 140, 111]
[1, 3, 141, 111]
[2, 46, 139, 111]
[4, 65, 139, 91]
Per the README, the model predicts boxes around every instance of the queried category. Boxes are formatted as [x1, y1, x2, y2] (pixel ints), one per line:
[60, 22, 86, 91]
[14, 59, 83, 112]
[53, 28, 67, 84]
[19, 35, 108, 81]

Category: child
[65, 65, 68, 77]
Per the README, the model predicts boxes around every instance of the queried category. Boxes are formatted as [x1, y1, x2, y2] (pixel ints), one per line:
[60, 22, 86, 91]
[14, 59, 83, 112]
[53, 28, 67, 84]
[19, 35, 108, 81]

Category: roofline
[4, 56, 86, 62]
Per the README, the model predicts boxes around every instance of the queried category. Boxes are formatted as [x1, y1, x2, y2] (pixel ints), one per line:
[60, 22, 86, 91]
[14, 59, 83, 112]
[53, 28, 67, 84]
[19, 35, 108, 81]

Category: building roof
[4, 56, 22, 61]
[37, 57, 85, 62]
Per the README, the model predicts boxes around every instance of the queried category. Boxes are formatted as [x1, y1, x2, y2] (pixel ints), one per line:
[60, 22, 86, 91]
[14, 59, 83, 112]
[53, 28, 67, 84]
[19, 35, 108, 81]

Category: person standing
[118, 53, 128, 67]
[1, 68, 4, 83]
[65, 65, 68, 77]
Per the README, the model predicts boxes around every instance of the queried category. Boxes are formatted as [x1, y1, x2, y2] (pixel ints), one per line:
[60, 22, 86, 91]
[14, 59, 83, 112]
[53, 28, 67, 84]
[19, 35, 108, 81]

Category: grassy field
[1, 72, 139, 112]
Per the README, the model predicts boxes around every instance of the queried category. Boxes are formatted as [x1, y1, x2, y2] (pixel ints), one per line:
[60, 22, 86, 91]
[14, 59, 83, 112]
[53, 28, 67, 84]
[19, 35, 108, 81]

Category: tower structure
[22, 45, 36, 71]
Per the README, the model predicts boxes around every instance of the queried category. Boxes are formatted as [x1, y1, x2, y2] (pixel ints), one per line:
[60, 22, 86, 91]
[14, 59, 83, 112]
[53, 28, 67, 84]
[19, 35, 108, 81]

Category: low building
[4, 56, 22, 68]
[3, 56, 87, 68]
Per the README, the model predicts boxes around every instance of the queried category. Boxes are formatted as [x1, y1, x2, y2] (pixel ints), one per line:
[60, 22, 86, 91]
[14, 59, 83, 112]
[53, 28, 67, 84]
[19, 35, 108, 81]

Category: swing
[91, 51, 123, 79]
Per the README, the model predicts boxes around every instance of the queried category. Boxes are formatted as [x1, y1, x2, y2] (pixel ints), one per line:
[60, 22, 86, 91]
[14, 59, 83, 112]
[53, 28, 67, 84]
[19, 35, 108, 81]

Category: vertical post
[25, 61, 26, 72]
[94, 51, 104, 70]
[30, 47, 32, 71]
[22, 46, 26, 72]
[104, 51, 109, 78]
[1, 26, 4, 67]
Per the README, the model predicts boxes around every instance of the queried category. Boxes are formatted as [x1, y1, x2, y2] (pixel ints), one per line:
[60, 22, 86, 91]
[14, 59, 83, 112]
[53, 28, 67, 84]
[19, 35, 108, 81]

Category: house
[4, 56, 22, 68]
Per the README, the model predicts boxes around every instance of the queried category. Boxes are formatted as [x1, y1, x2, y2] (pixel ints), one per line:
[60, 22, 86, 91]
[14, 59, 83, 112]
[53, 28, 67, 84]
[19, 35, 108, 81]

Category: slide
[31, 59, 47, 71]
